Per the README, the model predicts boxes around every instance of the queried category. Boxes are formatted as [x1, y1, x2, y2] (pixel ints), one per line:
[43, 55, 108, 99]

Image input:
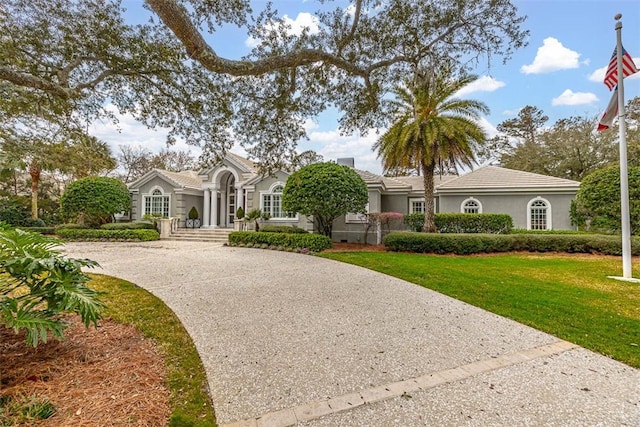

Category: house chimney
[337, 157, 355, 168]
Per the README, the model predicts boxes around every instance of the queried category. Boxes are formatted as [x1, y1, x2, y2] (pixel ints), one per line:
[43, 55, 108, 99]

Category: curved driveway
[63, 241, 640, 426]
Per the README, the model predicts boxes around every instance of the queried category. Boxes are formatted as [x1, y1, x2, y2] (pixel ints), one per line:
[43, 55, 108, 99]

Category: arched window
[461, 198, 482, 214]
[261, 184, 295, 219]
[144, 188, 170, 217]
[528, 197, 551, 230]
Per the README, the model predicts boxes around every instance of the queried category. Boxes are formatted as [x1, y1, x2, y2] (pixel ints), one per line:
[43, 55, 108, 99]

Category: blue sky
[91, 0, 640, 174]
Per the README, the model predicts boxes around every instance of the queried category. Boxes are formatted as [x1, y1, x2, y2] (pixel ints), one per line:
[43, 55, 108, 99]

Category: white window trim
[460, 197, 483, 214]
[142, 186, 171, 217]
[259, 182, 297, 220]
[527, 196, 552, 230]
[409, 198, 425, 214]
[346, 203, 369, 223]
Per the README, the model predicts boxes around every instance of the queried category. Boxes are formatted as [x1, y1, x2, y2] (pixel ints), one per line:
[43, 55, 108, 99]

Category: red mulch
[0, 316, 170, 426]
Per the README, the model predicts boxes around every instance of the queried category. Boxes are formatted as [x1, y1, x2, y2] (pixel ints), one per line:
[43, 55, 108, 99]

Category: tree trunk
[314, 215, 333, 237]
[421, 161, 437, 233]
[29, 160, 41, 219]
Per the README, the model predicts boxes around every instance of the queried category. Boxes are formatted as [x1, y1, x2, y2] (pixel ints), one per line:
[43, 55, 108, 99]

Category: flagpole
[615, 14, 632, 278]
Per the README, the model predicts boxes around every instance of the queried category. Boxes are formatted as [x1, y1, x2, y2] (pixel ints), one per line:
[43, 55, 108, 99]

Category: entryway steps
[166, 228, 232, 243]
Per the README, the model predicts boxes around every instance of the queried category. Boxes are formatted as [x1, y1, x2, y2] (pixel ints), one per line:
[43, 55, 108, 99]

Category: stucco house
[127, 153, 580, 242]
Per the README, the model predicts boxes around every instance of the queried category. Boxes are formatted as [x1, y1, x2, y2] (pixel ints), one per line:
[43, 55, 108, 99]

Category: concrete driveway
[63, 241, 640, 426]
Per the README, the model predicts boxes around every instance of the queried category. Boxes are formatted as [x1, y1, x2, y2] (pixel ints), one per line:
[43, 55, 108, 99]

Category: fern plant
[0, 225, 104, 347]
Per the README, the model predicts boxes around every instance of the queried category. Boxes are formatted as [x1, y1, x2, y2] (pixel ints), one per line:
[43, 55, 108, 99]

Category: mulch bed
[325, 242, 387, 252]
[0, 316, 170, 426]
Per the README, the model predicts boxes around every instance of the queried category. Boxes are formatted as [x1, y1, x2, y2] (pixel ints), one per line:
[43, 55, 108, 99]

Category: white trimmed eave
[127, 170, 182, 190]
[175, 188, 204, 196]
[244, 170, 287, 186]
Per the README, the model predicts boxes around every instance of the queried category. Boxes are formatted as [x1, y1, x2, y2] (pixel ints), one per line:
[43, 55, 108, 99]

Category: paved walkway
[63, 241, 640, 426]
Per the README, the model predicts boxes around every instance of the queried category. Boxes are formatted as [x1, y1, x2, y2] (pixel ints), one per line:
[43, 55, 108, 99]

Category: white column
[203, 189, 210, 227]
[235, 185, 241, 217]
[220, 191, 227, 228]
[211, 188, 218, 228]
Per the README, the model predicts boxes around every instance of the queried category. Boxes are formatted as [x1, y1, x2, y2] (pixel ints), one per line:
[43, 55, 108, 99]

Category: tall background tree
[116, 145, 198, 183]
[0, 120, 116, 222]
[486, 101, 640, 181]
[374, 70, 488, 232]
[1, 0, 528, 168]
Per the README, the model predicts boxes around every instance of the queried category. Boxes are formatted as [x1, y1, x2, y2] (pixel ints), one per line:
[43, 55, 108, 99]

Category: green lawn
[319, 252, 640, 368]
[90, 274, 217, 427]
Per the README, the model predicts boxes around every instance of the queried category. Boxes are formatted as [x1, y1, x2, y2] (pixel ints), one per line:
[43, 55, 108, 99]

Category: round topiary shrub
[60, 177, 130, 227]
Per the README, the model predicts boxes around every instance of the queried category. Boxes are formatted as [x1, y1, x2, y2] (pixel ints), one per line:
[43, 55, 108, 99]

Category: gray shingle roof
[154, 169, 203, 190]
[437, 166, 580, 191]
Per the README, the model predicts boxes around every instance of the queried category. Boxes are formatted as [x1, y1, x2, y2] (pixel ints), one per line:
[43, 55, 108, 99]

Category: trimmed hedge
[404, 213, 513, 234]
[383, 231, 640, 256]
[228, 231, 332, 252]
[55, 223, 89, 231]
[16, 227, 56, 235]
[509, 228, 589, 235]
[259, 225, 309, 234]
[56, 228, 160, 242]
[100, 222, 156, 230]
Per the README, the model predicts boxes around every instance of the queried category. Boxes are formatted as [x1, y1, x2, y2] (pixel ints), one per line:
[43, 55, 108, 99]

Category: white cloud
[551, 89, 598, 106]
[89, 107, 200, 158]
[589, 57, 640, 82]
[302, 129, 382, 174]
[477, 117, 498, 139]
[245, 12, 320, 48]
[521, 37, 581, 74]
[454, 76, 506, 98]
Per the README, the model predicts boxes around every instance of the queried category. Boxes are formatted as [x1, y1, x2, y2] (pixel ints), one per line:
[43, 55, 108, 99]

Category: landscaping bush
[259, 225, 309, 234]
[403, 213, 426, 233]
[509, 228, 589, 235]
[60, 176, 130, 226]
[17, 227, 56, 235]
[56, 228, 159, 242]
[100, 222, 156, 230]
[228, 231, 332, 252]
[0, 228, 103, 346]
[436, 213, 513, 234]
[383, 231, 640, 256]
[54, 223, 90, 231]
[403, 213, 512, 233]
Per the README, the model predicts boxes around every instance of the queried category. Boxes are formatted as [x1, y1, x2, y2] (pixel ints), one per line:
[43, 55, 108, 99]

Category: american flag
[603, 46, 638, 90]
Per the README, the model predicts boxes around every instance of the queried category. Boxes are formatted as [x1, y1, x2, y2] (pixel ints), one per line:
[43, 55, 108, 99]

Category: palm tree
[374, 70, 489, 232]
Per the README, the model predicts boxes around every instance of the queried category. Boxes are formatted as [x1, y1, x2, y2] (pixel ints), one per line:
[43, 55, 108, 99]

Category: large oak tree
[1, 0, 528, 168]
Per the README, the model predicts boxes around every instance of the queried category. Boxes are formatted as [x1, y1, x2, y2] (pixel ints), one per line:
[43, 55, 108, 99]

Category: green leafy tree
[0, 226, 104, 347]
[60, 177, 130, 226]
[0, 121, 116, 221]
[282, 162, 368, 236]
[539, 116, 617, 181]
[571, 166, 640, 234]
[489, 103, 629, 181]
[1, 0, 527, 167]
[374, 70, 488, 232]
[493, 106, 548, 170]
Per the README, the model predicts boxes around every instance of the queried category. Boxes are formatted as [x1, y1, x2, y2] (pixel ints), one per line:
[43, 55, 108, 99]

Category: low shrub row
[100, 222, 156, 230]
[228, 231, 332, 252]
[259, 225, 309, 234]
[403, 213, 513, 234]
[509, 228, 590, 235]
[383, 231, 640, 256]
[15, 226, 56, 235]
[56, 228, 160, 242]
